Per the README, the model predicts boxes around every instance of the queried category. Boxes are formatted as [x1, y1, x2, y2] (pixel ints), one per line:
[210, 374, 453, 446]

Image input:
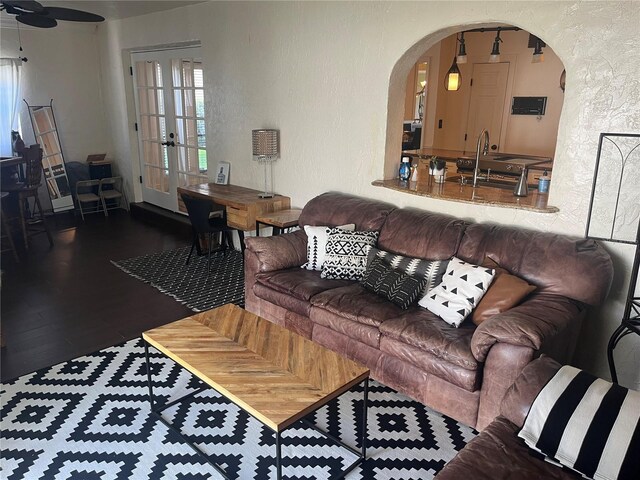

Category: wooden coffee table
[142, 303, 370, 479]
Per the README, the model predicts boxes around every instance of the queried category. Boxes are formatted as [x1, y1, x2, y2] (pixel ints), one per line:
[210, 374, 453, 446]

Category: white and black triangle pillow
[321, 228, 379, 281]
[418, 257, 495, 327]
[367, 247, 449, 297]
[301, 223, 355, 271]
[361, 257, 428, 309]
[519, 365, 640, 480]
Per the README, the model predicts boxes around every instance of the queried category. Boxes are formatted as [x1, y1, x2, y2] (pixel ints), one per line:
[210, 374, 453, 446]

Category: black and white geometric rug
[111, 246, 245, 312]
[1, 339, 476, 479]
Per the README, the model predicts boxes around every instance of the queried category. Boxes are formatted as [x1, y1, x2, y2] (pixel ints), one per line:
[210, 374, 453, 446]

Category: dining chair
[180, 193, 236, 272]
[1, 192, 19, 262]
[1, 145, 53, 249]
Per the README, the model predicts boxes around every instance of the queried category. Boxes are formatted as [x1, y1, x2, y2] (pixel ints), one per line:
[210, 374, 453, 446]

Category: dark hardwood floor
[1, 210, 194, 382]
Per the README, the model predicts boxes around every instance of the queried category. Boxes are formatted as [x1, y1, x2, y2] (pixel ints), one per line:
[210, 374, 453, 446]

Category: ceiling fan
[1, 1, 105, 28]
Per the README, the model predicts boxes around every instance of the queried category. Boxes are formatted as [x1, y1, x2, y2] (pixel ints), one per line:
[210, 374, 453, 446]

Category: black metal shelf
[585, 133, 640, 384]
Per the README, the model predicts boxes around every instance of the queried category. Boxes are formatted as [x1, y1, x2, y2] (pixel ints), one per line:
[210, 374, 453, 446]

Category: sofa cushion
[377, 208, 467, 260]
[301, 223, 355, 271]
[360, 257, 427, 310]
[321, 229, 379, 280]
[256, 268, 352, 302]
[434, 416, 580, 480]
[457, 223, 613, 306]
[310, 283, 410, 347]
[298, 192, 396, 231]
[471, 257, 537, 325]
[380, 309, 478, 371]
[419, 257, 495, 327]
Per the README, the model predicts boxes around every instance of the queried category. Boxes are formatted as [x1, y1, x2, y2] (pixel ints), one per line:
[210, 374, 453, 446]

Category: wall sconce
[444, 57, 462, 91]
[252, 129, 279, 198]
[489, 30, 502, 63]
[456, 32, 467, 64]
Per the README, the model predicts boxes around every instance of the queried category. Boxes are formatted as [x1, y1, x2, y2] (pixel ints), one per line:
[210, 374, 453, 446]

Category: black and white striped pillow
[519, 365, 640, 480]
[367, 248, 448, 297]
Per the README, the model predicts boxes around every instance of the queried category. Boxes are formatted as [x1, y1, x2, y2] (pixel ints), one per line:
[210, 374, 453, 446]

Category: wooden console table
[177, 183, 291, 251]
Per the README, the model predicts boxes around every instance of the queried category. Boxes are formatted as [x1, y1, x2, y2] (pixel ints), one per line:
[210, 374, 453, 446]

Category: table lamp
[252, 129, 279, 198]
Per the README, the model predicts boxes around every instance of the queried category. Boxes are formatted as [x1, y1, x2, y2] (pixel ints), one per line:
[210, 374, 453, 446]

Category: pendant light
[489, 30, 502, 63]
[444, 57, 461, 91]
[456, 32, 467, 64]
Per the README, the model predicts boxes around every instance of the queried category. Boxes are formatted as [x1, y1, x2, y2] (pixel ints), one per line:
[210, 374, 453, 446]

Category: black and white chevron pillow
[418, 256, 494, 327]
[519, 365, 640, 480]
[361, 257, 427, 309]
[367, 248, 448, 297]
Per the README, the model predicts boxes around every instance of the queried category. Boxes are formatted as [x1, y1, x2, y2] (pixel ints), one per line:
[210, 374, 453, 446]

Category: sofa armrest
[471, 293, 584, 363]
[500, 355, 561, 428]
[244, 230, 308, 273]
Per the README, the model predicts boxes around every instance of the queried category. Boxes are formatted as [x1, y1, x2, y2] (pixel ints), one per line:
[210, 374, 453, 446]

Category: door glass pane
[145, 62, 155, 87]
[197, 120, 206, 148]
[174, 89, 183, 117]
[177, 146, 187, 172]
[171, 59, 182, 87]
[136, 62, 147, 86]
[175, 118, 185, 147]
[185, 118, 197, 147]
[195, 89, 204, 118]
[182, 60, 194, 88]
[194, 64, 203, 88]
[198, 149, 207, 172]
[183, 89, 195, 118]
[157, 90, 165, 115]
[155, 62, 163, 88]
[147, 90, 157, 115]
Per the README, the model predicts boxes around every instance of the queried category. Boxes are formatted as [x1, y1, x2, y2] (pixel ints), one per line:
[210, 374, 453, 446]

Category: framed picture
[214, 161, 230, 185]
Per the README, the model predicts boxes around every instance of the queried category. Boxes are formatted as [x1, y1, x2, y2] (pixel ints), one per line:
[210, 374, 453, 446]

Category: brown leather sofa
[244, 192, 613, 430]
[435, 356, 576, 479]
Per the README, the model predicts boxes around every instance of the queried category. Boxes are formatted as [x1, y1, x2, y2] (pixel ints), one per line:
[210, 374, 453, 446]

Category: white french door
[131, 47, 208, 212]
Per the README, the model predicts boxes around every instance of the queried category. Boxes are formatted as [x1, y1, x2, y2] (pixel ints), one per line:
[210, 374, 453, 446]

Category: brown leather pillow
[471, 257, 536, 326]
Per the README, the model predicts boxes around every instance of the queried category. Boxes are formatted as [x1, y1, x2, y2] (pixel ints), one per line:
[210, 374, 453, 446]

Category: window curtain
[0, 58, 22, 156]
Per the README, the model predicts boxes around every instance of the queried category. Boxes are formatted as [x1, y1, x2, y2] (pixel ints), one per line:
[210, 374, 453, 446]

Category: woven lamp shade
[252, 129, 279, 159]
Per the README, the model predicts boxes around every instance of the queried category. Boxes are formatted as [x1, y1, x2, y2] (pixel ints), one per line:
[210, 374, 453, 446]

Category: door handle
[161, 140, 175, 147]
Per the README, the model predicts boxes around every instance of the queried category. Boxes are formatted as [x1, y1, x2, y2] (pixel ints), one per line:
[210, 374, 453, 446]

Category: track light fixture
[444, 57, 461, 91]
[532, 37, 544, 63]
[456, 32, 467, 64]
[489, 29, 502, 63]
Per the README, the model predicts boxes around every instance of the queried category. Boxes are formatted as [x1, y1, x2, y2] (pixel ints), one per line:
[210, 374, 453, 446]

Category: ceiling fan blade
[42, 6, 104, 23]
[2, 1, 44, 13]
[16, 12, 56, 27]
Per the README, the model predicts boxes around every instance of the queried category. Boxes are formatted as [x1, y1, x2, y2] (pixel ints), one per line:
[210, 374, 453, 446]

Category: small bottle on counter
[538, 170, 550, 193]
[399, 156, 411, 182]
[410, 163, 418, 182]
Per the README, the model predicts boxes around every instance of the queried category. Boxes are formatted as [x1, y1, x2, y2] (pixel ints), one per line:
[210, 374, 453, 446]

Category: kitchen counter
[403, 148, 553, 169]
[372, 178, 558, 213]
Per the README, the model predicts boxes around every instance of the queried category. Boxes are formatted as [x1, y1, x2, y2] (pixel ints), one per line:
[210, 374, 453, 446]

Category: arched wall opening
[384, 23, 566, 182]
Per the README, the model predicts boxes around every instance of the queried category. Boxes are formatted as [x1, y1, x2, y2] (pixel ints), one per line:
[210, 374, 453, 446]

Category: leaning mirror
[26, 100, 74, 212]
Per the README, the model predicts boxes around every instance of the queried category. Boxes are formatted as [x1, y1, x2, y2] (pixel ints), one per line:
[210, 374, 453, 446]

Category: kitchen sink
[445, 175, 517, 190]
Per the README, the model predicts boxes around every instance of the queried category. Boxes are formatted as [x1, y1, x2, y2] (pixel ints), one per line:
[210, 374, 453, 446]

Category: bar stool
[1, 144, 53, 250]
[1, 192, 19, 262]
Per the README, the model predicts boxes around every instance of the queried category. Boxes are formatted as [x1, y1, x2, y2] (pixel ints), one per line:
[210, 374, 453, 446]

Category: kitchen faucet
[473, 129, 490, 188]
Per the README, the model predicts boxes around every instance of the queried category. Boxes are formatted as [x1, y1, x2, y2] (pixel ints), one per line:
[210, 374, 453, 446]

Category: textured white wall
[97, 1, 640, 388]
[0, 25, 110, 166]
